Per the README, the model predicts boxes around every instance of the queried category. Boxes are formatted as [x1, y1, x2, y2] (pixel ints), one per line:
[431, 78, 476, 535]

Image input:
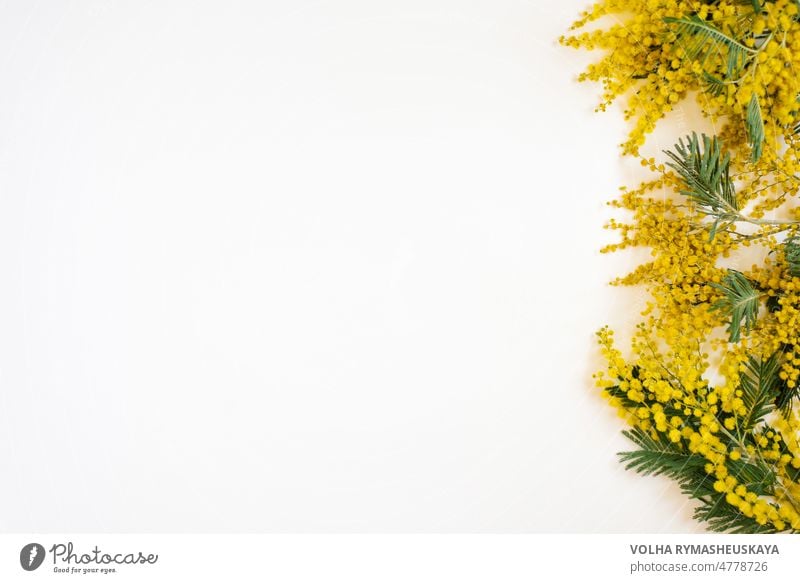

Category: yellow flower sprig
[565, 0, 800, 532]
[561, 0, 800, 161]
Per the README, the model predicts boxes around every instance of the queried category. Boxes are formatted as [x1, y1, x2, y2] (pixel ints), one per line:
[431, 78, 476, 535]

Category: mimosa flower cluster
[563, 0, 800, 532]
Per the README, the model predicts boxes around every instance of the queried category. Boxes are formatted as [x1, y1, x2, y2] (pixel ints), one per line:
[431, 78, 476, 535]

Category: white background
[0, 0, 706, 532]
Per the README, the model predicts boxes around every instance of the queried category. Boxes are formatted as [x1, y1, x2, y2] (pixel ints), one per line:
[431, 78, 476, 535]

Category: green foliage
[665, 133, 738, 239]
[619, 427, 709, 484]
[619, 426, 778, 533]
[775, 373, 800, 415]
[784, 236, 800, 278]
[605, 385, 642, 409]
[710, 269, 761, 342]
[746, 93, 765, 162]
[664, 15, 766, 162]
[701, 72, 729, 97]
[695, 495, 777, 533]
[664, 16, 753, 78]
[728, 456, 777, 496]
[766, 293, 783, 313]
[738, 353, 782, 431]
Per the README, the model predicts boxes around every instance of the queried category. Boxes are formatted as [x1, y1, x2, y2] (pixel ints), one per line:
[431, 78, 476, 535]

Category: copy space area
[0, 0, 700, 532]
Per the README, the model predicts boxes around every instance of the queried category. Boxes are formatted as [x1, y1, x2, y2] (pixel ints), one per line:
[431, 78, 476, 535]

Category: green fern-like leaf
[702, 72, 729, 97]
[618, 417, 783, 533]
[729, 457, 777, 496]
[775, 373, 800, 415]
[746, 93, 765, 162]
[664, 133, 738, 231]
[619, 428, 714, 502]
[665, 15, 753, 76]
[710, 269, 760, 342]
[738, 353, 782, 431]
[619, 427, 708, 480]
[785, 236, 800, 278]
[695, 495, 778, 533]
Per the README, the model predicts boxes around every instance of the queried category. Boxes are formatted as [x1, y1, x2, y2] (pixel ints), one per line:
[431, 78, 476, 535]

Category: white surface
[0, 0, 701, 532]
